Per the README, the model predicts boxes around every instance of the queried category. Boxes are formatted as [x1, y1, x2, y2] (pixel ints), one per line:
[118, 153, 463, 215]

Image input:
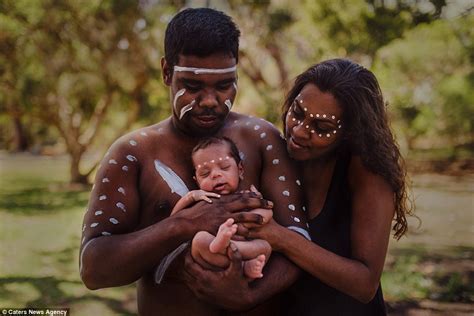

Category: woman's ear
[161, 57, 172, 86]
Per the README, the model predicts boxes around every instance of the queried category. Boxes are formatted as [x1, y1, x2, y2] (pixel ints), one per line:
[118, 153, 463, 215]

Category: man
[79, 8, 309, 315]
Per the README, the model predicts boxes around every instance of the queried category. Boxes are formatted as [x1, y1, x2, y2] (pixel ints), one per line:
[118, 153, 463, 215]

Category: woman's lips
[289, 136, 309, 150]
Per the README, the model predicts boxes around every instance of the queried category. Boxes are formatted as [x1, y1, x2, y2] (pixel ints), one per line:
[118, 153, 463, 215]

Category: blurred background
[0, 0, 472, 315]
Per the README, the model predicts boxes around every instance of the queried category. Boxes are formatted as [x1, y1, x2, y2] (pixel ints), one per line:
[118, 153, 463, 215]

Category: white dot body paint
[288, 204, 296, 211]
[129, 140, 137, 146]
[179, 100, 196, 120]
[234, 120, 238, 124]
[173, 88, 186, 111]
[122, 166, 129, 171]
[82, 224, 86, 232]
[99, 195, 107, 201]
[323, 114, 326, 118]
[224, 99, 232, 111]
[140, 131, 148, 136]
[302, 206, 306, 212]
[272, 159, 279, 165]
[95, 210, 103, 216]
[260, 132, 266, 138]
[102, 178, 110, 183]
[296, 179, 301, 186]
[266, 145, 273, 151]
[109, 159, 117, 165]
[292, 118, 296, 122]
[116, 202, 126, 212]
[332, 115, 335, 120]
[90, 223, 99, 228]
[126, 155, 137, 162]
[118, 187, 125, 195]
[283, 190, 290, 196]
[102, 232, 111, 236]
[326, 133, 330, 138]
[173, 65, 237, 75]
[109, 218, 119, 224]
[293, 217, 301, 223]
[278, 176, 286, 181]
[239, 151, 245, 161]
[254, 125, 260, 130]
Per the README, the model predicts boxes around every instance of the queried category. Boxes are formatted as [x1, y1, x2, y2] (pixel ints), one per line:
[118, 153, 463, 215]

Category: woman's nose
[292, 122, 311, 140]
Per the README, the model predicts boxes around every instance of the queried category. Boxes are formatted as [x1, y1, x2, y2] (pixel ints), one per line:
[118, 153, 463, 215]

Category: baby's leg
[191, 231, 230, 269]
[232, 239, 272, 279]
[209, 218, 237, 253]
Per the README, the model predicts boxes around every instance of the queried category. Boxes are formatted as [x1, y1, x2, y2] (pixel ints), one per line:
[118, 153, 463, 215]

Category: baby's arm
[170, 190, 221, 216]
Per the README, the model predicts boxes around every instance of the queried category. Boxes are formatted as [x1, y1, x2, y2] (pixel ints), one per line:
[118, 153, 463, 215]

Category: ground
[0, 152, 472, 315]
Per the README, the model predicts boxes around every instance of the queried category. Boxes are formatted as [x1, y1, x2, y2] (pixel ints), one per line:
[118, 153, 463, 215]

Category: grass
[0, 152, 473, 314]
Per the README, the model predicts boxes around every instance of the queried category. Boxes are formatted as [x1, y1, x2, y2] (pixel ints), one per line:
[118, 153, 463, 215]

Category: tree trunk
[11, 114, 28, 152]
[69, 150, 88, 184]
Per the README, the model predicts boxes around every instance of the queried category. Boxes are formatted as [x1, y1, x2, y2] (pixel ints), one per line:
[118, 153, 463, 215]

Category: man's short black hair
[164, 8, 240, 68]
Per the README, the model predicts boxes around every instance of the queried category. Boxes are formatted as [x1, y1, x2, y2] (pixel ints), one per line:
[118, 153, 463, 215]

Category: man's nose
[199, 89, 219, 109]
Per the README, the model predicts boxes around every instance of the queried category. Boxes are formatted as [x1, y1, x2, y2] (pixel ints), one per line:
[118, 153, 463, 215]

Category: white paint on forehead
[282, 190, 290, 196]
[102, 178, 110, 183]
[173, 88, 186, 110]
[99, 195, 107, 200]
[109, 159, 117, 165]
[179, 100, 196, 120]
[140, 131, 148, 136]
[154, 159, 189, 197]
[118, 187, 126, 195]
[225, 99, 233, 111]
[260, 132, 266, 138]
[288, 204, 295, 211]
[173, 65, 237, 74]
[90, 222, 99, 228]
[296, 179, 301, 186]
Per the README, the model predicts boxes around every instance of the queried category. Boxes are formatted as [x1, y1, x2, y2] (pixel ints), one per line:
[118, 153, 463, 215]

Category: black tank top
[282, 152, 387, 315]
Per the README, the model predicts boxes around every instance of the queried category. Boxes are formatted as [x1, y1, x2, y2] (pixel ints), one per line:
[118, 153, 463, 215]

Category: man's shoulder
[226, 112, 282, 137]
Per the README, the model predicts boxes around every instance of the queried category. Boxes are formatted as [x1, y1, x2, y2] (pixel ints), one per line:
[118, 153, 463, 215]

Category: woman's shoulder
[347, 155, 392, 194]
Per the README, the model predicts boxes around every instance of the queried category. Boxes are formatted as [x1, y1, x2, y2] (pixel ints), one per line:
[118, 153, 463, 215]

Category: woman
[246, 58, 413, 315]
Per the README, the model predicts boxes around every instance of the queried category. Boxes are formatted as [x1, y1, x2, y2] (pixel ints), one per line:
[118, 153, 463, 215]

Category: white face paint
[122, 166, 129, 171]
[173, 88, 186, 111]
[179, 100, 196, 120]
[118, 187, 125, 195]
[288, 204, 295, 211]
[140, 131, 148, 136]
[278, 176, 286, 181]
[90, 223, 99, 228]
[224, 99, 232, 111]
[272, 159, 279, 165]
[99, 195, 107, 200]
[173, 65, 237, 75]
[254, 125, 260, 130]
[109, 159, 117, 165]
[102, 178, 110, 183]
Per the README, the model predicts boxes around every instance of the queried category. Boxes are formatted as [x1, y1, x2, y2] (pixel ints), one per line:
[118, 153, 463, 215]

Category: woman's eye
[292, 103, 304, 118]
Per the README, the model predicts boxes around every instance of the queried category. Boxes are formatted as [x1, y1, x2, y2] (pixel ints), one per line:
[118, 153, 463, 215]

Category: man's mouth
[194, 115, 218, 126]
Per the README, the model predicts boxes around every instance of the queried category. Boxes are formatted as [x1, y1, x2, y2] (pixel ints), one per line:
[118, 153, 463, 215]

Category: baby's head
[191, 137, 243, 194]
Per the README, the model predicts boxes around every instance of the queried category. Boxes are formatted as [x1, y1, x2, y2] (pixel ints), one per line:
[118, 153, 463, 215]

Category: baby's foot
[244, 254, 266, 279]
[209, 219, 237, 253]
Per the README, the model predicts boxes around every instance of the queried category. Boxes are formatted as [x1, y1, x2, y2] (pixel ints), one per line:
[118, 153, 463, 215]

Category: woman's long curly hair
[282, 59, 413, 239]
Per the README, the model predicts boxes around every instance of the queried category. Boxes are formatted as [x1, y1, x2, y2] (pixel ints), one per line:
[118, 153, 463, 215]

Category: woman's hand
[183, 243, 255, 311]
[247, 218, 285, 251]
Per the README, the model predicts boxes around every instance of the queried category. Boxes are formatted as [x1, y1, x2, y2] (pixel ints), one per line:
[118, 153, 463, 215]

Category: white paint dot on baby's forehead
[82, 224, 86, 232]
[90, 222, 99, 228]
[288, 204, 295, 211]
[109, 218, 119, 224]
[266, 145, 273, 151]
[122, 166, 129, 171]
[260, 132, 266, 138]
[278, 176, 286, 181]
[109, 159, 117, 165]
[95, 210, 103, 216]
[99, 195, 107, 200]
[272, 159, 279, 165]
[282, 190, 290, 196]
[129, 140, 137, 146]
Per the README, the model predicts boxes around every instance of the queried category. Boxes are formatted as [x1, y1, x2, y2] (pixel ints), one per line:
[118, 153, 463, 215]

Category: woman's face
[285, 83, 344, 161]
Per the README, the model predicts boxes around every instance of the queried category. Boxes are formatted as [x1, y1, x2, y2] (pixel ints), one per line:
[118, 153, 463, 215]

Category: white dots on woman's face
[109, 218, 119, 224]
[109, 159, 117, 165]
[282, 190, 290, 196]
[94, 210, 103, 216]
[272, 159, 279, 165]
[278, 176, 286, 181]
[90, 222, 99, 228]
[118, 187, 125, 195]
[116, 202, 126, 212]
[99, 195, 107, 201]
[288, 204, 295, 211]
[302, 206, 306, 212]
[266, 145, 273, 151]
[102, 178, 110, 183]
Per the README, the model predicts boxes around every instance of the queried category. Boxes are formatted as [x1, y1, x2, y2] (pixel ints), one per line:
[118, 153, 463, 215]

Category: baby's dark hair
[191, 136, 241, 166]
[165, 8, 240, 68]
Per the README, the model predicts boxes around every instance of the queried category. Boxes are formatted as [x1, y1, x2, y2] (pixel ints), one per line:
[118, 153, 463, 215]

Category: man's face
[162, 52, 238, 136]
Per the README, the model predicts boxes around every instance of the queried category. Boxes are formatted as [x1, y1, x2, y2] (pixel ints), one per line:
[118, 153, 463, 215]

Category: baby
[170, 136, 272, 279]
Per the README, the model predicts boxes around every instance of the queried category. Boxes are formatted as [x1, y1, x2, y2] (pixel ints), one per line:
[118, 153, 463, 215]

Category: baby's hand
[191, 190, 221, 203]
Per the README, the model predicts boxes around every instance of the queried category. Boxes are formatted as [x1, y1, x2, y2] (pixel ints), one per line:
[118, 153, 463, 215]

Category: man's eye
[217, 83, 232, 91]
[184, 83, 201, 91]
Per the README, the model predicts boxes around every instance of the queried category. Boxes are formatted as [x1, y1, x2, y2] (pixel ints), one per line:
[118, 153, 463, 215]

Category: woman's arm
[249, 156, 395, 303]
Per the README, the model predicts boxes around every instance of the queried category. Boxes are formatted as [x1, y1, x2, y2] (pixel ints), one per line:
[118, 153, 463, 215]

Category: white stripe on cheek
[173, 88, 186, 111]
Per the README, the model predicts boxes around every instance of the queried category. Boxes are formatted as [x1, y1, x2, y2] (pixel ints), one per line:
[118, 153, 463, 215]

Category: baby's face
[192, 143, 242, 194]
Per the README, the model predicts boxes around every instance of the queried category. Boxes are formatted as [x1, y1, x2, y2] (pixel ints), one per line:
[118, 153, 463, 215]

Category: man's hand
[183, 243, 254, 311]
[174, 191, 273, 237]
